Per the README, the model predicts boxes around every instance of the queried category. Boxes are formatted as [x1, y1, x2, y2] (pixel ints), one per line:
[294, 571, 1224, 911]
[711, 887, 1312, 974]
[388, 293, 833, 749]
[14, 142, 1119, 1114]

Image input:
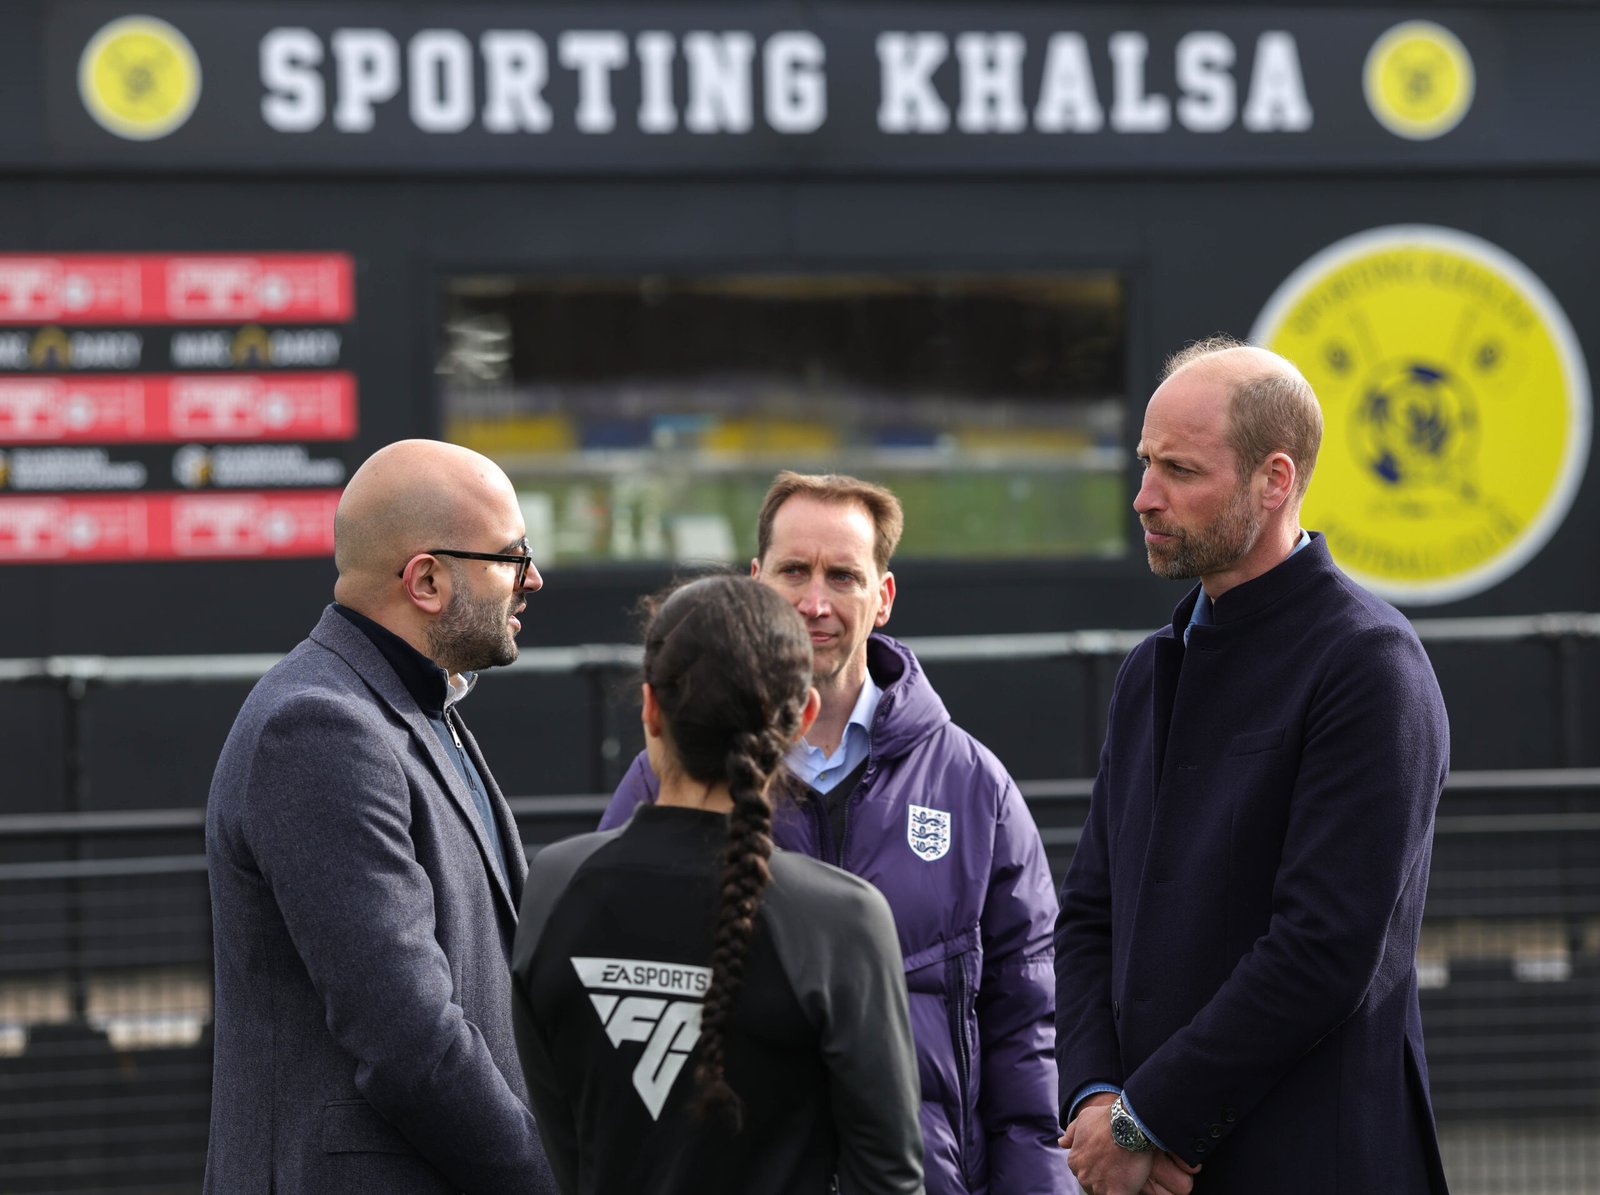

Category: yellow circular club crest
[1250, 226, 1591, 605]
[1364, 20, 1474, 140]
[79, 15, 202, 141]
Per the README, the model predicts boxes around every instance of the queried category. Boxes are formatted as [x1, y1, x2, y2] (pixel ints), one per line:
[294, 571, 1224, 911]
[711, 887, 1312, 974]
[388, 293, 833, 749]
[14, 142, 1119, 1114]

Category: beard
[429, 582, 520, 673]
[1143, 484, 1261, 581]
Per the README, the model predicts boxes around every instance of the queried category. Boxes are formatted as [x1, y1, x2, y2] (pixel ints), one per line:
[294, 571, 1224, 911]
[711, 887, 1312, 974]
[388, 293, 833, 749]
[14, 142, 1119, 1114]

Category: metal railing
[3, 615, 1599, 1194]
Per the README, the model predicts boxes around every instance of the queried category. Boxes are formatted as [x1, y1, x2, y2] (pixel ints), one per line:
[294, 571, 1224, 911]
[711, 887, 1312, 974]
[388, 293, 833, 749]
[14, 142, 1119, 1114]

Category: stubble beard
[1144, 485, 1262, 581]
[810, 644, 848, 687]
[429, 583, 519, 673]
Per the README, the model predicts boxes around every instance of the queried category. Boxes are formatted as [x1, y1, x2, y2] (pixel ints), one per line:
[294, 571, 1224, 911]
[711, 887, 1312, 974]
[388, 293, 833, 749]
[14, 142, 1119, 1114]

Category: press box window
[437, 273, 1127, 565]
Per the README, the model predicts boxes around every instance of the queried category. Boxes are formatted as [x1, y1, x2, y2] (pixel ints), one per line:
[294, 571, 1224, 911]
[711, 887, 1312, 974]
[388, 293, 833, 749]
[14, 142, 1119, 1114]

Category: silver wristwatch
[1108, 1095, 1153, 1153]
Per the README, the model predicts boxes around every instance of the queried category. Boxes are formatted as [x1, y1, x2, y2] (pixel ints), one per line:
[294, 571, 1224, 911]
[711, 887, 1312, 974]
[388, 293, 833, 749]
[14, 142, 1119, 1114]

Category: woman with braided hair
[511, 574, 924, 1195]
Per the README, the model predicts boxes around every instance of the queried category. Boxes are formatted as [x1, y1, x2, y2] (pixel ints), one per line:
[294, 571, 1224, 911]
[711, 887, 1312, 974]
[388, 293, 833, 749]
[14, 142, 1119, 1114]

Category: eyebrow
[500, 537, 531, 555]
[1138, 444, 1202, 470]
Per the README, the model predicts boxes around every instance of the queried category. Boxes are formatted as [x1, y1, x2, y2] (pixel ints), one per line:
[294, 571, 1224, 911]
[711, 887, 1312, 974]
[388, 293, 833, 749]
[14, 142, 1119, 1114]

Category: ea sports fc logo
[1251, 225, 1591, 605]
[79, 15, 201, 141]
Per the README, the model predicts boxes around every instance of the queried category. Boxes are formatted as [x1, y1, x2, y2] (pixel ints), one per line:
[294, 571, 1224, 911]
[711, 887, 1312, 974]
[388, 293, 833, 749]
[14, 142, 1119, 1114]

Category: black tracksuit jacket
[511, 804, 925, 1195]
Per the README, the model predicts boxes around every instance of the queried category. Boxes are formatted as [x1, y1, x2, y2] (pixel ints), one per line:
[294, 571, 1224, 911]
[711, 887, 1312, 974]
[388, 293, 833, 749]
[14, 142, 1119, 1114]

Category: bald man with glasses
[205, 439, 556, 1195]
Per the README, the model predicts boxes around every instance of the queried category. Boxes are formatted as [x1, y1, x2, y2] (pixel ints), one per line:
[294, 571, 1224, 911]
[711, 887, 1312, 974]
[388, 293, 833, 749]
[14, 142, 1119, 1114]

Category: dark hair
[755, 471, 905, 574]
[1161, 334, 1324, 499]
[641, 574, 814, 1126]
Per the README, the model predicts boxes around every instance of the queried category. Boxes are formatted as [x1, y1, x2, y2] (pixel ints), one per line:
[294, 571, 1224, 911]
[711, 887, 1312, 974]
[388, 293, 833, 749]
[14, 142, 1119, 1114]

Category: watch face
[1110, 1104, 1152, 1152]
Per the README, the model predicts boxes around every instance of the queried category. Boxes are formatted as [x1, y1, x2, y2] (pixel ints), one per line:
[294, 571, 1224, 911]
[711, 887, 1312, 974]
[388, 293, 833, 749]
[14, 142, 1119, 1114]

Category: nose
[1133, 471, 1163, 516]
[795, 579, 830, 619]
[521, 561, 543, 592]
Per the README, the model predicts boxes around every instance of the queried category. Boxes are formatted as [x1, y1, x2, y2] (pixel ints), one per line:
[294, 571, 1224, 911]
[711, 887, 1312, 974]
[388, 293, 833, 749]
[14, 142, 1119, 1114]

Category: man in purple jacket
[1056, 339, 1450, 1194]
[601, 471, 1073, 1195]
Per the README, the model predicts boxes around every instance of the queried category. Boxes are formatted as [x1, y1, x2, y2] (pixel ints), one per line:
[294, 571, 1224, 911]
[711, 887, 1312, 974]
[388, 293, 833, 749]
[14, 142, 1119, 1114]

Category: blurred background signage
[33, 5, 1600, 172]
[0, 253, 355, 563]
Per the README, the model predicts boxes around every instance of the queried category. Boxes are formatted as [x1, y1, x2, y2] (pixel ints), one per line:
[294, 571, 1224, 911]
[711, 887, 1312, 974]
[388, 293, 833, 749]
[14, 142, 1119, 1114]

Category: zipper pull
[446, 709, 464, 750]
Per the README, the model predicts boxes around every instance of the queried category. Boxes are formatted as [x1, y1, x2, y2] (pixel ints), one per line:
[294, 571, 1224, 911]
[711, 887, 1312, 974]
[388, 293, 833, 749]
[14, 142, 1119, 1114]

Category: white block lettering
[260, 28, 325, 132]
[684, 32, 755, 133]
[330, 29, 401, 133]
[764, 32, 826, 134]
[1034, 33, 1103, 133]
[1243, 32, 1313, 131]
[560, 31, 628, 134]
[877, 32, 949, 133]
[1109, 32, 1170, 133]
[409, 30, 474, 133]
[955, 33, 1027, 133]
[1176, 32, 1235, 133]
[482, 31, 552, 133]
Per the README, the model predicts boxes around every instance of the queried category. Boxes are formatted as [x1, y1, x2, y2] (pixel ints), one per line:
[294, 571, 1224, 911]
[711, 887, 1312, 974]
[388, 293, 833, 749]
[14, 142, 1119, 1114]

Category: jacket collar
[307, 605, 522, 920]
[1168, 530, 1334, 639]
[863, 633, 951, 762]
[331, 602, 467, 715]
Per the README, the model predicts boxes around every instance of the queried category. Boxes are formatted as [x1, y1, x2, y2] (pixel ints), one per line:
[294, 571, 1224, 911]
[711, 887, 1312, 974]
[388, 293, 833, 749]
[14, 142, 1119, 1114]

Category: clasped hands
[1059, 1093, 1201, 1195]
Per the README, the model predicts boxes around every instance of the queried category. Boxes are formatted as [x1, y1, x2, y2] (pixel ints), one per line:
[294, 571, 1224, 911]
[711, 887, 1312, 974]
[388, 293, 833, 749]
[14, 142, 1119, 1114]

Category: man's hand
[1143, 1152, 1200, 1195]
[1059, 1102, 1152, 1195]
[1059, 1095, 1200, 1195]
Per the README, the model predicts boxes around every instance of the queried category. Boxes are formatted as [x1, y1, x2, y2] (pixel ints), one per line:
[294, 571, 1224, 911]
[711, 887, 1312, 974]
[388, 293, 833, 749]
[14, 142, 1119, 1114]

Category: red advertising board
[0, 254, 354, 324]
[0, 252, 357, 565]
[0, 373, 357, 443]
[0, 490, 341, 562]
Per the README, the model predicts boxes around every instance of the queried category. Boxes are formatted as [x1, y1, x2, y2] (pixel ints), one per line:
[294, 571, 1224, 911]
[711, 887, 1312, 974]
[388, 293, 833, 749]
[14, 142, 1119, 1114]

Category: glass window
[437, 272, 1126, 565]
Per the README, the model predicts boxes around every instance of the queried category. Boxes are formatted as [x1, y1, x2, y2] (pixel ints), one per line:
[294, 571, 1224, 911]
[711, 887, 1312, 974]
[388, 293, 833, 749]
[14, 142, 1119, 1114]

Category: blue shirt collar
[1185, 529, 1310, 645]
[789, 672, 882, 790]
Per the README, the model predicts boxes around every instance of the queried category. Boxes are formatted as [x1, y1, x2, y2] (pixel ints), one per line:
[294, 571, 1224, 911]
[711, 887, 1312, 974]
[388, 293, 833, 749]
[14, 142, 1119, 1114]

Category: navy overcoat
[1056, 535, 1451, 1193]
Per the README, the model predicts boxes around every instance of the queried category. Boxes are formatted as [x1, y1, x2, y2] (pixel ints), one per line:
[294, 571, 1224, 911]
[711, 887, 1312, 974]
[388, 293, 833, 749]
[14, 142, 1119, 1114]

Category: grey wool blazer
[204, 605, 555, 1195]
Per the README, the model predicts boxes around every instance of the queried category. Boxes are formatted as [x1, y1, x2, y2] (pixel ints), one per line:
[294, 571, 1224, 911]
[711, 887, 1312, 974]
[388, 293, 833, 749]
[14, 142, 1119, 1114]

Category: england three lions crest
[908, 804, 952, 862]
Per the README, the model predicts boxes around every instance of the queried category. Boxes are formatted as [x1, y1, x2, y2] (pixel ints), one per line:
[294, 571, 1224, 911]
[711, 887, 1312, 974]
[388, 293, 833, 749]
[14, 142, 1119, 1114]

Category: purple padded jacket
[600, 634, 1075, 1195]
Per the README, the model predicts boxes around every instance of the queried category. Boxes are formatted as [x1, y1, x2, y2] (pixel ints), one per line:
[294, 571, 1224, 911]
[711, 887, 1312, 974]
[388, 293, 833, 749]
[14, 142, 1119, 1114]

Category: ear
[399, 554, 449, 616]
[795, 687, 822, 744]
[641, 682, 664, 741]
[1259, 453, 1297, 512]
[874, 570, 896, 628]
[749, 556, 761, 580]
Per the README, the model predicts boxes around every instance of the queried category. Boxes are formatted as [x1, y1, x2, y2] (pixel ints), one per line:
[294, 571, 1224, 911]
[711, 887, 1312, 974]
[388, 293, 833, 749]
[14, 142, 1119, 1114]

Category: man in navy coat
[1056, 338, 1451, 1194]
[206, 440, 556, 1194]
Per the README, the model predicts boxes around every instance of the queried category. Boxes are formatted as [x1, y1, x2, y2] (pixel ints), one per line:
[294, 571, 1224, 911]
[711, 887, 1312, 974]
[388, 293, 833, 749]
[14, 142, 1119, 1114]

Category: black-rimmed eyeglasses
[398, 549, 536, 588]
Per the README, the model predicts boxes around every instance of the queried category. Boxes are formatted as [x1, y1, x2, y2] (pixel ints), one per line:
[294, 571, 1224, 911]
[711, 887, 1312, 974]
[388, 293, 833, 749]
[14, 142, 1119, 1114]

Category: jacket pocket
[321, 1099, 414, 1155]
[903, 926, 985, 1186]
[1225, 726, 1286, 756]
[946, 956, 974, 1184]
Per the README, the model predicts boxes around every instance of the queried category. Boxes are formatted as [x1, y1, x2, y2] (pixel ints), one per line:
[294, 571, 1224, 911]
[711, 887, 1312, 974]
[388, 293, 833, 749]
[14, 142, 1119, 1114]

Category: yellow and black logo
[232, 325, 272, 367]
[1364, 20, 1474, 141]
[79, 15, 202, 141]
[29, 327, 72, 369]
[1251, 225, 1591, 605]
[172, 445, 214, 489]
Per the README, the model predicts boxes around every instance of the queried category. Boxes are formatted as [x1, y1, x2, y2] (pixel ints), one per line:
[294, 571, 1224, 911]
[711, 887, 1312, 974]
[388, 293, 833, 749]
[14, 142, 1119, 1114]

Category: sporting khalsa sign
[45, 7, 1517, 171]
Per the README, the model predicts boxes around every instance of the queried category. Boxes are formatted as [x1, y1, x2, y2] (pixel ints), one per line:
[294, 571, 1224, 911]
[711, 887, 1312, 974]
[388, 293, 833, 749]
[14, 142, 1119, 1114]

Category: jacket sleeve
[1125, 624, 1448, 1164]
[512, 981, 580, 1195]
[976, 771, 1077, 1193]
[813, 881, 927, 1195]
[510, 835, 616, 1195]
[597, 750, 659, 829]
[1053, 688, 1127, 1119]
[246, 693, 554, 1194]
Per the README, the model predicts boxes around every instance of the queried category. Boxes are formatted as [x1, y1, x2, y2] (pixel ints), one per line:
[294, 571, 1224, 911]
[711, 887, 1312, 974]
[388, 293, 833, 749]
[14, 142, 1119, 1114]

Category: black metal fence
[3, 618, 1599, 1193]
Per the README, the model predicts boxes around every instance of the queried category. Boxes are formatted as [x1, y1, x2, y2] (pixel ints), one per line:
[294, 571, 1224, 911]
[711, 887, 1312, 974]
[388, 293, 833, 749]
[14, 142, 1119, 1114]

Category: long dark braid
[640, 574, 812, 1128]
